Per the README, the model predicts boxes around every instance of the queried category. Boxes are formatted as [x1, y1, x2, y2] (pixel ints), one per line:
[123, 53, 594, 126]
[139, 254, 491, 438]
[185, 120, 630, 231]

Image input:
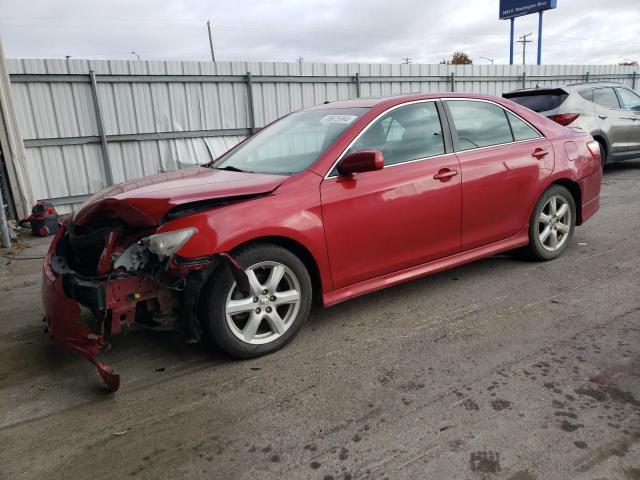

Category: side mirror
[337, 150, 384, 175]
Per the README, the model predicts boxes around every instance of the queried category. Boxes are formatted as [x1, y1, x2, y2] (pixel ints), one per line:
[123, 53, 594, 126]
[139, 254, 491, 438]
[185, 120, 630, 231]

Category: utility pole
[207, 20, 216, 62]
[401, 57, 412, 64]
[517, 33, 532, 65]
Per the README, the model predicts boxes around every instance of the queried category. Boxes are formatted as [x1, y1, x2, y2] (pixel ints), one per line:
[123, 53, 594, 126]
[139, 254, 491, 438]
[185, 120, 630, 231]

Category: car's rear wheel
[201, 244, 312, 358]
[525, 185, 576, 261]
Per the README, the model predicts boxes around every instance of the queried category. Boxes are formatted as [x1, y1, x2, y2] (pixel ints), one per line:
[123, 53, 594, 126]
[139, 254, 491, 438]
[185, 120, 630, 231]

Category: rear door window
[446, 100, 513, 151]
[593, 88, 620, 109]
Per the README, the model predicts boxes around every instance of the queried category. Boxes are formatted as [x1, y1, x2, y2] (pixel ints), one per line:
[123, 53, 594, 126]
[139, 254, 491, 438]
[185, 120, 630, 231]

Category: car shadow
[308, 252, 527, 324]
[604, 159, 640, 173]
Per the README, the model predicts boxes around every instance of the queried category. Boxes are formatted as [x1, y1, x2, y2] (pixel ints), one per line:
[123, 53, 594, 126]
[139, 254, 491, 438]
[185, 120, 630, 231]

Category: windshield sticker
[319, 114, 359, 125]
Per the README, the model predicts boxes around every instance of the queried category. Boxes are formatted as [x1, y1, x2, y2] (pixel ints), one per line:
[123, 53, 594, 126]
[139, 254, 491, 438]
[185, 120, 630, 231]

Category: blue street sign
[499, 0, 557, 19]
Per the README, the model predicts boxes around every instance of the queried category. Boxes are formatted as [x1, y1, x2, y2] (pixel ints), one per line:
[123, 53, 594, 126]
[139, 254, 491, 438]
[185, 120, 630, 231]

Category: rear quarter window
[506, 111, 540, 141]
[578, 89, 593, 102]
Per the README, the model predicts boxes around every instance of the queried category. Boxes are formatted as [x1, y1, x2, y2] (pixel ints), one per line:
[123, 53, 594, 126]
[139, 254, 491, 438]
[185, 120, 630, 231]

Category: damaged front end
[42, 212, 243, 392]
[41, 167, 285, 392]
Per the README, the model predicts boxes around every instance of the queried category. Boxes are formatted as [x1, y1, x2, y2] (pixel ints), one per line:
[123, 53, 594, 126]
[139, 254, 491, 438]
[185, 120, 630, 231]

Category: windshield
[215, 108, 368, 174]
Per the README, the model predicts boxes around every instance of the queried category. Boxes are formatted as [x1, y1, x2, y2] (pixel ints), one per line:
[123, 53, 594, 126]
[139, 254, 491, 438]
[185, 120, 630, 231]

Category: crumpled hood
[73, 167, 287, 227]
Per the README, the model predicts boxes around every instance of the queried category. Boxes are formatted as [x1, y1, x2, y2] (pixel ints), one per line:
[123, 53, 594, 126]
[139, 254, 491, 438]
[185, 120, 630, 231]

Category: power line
[2, 17, 639, 47]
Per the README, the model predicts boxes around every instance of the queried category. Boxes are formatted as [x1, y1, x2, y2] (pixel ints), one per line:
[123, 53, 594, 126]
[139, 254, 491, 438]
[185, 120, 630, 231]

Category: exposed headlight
[144, 227, 196, 257]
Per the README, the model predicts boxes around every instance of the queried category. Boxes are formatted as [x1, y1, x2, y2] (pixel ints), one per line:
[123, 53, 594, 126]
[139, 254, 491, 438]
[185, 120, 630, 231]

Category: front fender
[159, 171, 333, 292]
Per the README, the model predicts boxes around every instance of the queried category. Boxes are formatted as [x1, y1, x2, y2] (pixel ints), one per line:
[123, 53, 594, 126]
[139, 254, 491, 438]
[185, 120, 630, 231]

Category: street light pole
[479, 57, 495, 64]
[130, 51, 141, 61]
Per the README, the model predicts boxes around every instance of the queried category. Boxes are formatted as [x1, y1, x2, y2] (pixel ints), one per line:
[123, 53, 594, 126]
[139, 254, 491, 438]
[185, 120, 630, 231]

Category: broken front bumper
[42, 262, 120, 392]
[42, 225, 163, 392]
[42, 224, 243, 392]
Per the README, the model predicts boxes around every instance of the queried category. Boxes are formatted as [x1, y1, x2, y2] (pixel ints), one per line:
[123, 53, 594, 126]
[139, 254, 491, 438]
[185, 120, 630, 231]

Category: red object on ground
[20, 201, 60, 237]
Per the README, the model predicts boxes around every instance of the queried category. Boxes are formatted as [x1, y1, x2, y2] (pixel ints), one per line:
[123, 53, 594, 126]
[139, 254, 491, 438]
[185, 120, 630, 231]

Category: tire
[201, 243, 312, 358]
[525, 185, 576, 261]
[596, 139, 607, 168]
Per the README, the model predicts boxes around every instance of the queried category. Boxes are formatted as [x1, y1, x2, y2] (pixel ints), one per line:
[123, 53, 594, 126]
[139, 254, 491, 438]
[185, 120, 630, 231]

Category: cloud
[0, 0, 638, 65]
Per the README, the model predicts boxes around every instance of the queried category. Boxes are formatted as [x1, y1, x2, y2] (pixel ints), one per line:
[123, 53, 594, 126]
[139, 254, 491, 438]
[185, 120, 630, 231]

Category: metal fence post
[89, 70, 113, 186]
[355, 72, 361, 98]
[585, 71, 590, 83]
[0, 176, 11, 248]
[0, 162, 16, 219]
[246, 72, 256, 134]
[522, 71, 526, 89]
[450, 72, 455, 92]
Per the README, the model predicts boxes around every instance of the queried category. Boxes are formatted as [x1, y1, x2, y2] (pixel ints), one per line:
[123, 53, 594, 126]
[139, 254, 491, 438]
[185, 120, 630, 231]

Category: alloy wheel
[538, 195, 572, 252]
[225, 261, 302, 345]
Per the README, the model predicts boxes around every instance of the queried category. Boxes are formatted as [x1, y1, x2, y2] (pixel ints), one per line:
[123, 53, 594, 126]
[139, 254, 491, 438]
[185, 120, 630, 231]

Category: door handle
[433, 168, 459, 181]
[531, 148, 550, 159]
[598, 114, 608, 120]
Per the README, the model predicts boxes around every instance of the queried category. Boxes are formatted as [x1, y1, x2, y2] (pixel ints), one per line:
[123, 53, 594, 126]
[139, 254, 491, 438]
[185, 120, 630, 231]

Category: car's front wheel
[525, 185, 576, 261]
[201, 243, 312, 358]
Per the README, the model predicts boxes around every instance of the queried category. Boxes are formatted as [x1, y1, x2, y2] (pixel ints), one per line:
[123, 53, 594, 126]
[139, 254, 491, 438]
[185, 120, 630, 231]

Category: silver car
[504, 82, 640, 165]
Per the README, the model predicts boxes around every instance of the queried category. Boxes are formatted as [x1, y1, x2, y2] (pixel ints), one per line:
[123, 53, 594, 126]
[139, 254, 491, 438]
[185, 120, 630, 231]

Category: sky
[0, 0, 639, 65]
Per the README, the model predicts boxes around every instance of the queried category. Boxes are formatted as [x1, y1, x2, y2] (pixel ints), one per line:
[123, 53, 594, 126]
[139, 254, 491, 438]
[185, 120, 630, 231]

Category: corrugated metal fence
[5, 59, 638, 213]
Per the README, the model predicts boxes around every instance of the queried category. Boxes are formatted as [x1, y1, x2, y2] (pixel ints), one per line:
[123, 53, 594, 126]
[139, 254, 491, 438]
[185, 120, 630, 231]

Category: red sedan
[42, 93, 602, 391]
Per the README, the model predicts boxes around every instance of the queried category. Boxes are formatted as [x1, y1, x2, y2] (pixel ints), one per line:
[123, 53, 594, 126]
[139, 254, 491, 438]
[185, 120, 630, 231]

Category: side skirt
[322, 229, 529, 307]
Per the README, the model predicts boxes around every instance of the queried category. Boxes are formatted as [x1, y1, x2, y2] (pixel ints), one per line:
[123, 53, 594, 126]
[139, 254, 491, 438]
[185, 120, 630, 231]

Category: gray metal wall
[6, 59, 638, 213]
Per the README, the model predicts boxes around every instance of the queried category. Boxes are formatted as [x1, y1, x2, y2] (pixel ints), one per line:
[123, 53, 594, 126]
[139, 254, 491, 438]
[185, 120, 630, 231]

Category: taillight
[548, 113, 580, 126]
[586, 140, 601, 164]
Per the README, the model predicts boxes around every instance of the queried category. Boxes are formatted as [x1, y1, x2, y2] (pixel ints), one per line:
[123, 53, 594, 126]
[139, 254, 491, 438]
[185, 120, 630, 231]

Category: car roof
[565, 81, 627, 89]
[306, 92, 504, 111]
